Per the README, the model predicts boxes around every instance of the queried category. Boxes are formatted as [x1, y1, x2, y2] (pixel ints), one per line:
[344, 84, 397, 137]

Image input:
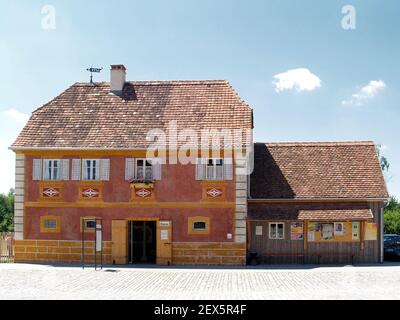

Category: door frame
[112, 218, 173, 265]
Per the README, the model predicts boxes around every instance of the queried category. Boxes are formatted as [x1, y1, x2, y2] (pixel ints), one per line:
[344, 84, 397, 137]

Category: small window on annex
[269, 222, 284, 240]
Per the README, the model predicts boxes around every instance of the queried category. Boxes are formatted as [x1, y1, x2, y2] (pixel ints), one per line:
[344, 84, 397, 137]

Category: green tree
[384, 197, 400, 234]
[0, 189, 14, 232]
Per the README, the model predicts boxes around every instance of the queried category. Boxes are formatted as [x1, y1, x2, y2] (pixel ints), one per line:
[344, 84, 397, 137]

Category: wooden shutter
[61, 159, 70, 180]
[223, 158, 233, 180]
[100, 159, 110, 181]
[152, 158, 162, 180]
[125, 158, 135, 181]
[32, 159, 42, 180]
[195, 158, 205, 180]
[71, 159, 81, 180]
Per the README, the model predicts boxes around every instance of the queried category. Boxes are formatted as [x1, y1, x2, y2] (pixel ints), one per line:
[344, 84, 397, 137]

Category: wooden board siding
[248, 201, 384, 264]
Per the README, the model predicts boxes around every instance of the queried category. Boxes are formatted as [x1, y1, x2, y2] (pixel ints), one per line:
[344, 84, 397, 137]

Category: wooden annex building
[10, 65, 388, 266]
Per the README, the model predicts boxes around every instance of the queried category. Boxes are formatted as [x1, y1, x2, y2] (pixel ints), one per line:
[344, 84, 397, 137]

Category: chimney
[110, 64, 126, 93]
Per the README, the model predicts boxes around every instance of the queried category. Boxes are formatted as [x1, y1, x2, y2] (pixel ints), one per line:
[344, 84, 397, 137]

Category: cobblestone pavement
[1, 263, 400, 300]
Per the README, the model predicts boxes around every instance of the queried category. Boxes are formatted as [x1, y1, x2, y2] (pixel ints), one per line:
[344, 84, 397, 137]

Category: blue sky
[0, 0, 399, 197]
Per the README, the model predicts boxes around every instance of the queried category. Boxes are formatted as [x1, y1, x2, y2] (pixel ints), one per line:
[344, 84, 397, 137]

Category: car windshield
[384, 235, 400, 243]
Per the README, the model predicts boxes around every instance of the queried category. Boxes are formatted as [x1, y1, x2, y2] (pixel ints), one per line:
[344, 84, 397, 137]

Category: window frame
[43, 159, 61, 181]
[205, 158, 224, 181]
[269, 222, 285, 240]
[135, 158, 153, 181]
[82, 159, 100, 181]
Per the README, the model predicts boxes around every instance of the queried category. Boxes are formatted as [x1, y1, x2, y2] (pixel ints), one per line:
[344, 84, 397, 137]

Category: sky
[0, 0, 399, 198]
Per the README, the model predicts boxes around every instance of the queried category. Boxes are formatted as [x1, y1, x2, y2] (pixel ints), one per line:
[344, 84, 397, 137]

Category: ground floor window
[80, 217, 98, 232]
[188, 217, 210, 235]
[40, 215, 61, 233]
[269, 222, 284, 239]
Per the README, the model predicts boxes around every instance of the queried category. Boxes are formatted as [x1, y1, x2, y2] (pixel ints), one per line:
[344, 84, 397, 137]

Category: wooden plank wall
[248, 201, 383, 264]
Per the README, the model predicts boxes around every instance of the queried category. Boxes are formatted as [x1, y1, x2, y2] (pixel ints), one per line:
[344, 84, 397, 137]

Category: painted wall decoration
[206, 188, 223, 198]
[365, 222, 378, 241]
[352, 222, 360, 240]
[290, 222, 304, 240]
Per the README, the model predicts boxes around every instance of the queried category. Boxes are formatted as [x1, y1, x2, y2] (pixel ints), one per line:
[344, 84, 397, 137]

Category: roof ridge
[73, 80, 230, 86]
[258, 141, 375, 147]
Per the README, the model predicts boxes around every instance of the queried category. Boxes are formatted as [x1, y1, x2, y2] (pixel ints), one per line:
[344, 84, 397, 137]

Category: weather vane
[86, 66, 103, 84]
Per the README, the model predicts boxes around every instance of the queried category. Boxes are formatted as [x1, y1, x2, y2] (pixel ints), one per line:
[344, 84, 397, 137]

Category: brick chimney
[110, 64, 126, 93]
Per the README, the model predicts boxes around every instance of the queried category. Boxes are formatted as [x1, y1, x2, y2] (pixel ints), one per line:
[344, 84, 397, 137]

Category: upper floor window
[83, 159, 100, 181]
[44, 160, 60, 180]
[206, 158, 224, 180]
[33, 159, 69, 181]
[135, 159, 153, 180]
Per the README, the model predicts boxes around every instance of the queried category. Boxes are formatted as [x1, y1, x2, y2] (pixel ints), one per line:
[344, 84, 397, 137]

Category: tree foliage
[0, 189, 14, 232]
[384, 197, 400, 234]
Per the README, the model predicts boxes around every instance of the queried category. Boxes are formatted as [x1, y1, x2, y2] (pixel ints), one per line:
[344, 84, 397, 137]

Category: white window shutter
[100, 159, 110, 181]
[195, 158, 205, 180]
[152, 158, 162, 180]
[224, 158, 233, 180]
[125, 158, 135, 181]
[71, 159, 81, 180]
[61, 159, 70, 180]
[32, 159, 42, 180]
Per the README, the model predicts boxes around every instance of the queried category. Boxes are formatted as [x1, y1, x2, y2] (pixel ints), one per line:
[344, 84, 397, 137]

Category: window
[188, 217, 210, 235]
[269, 222, 284, 239]
[44, 219, 57, 229]
[83, 159, 100, 181]
[44, 160, 60, 180]
[80, 217, 98, 232]
[136, 159, 153, 180]
[206, 158, 224, 180]
[40, 215, 61, 233]
[193, 221, 207, 231]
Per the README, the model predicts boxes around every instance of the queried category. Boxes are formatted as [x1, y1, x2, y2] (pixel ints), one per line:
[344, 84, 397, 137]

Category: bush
[0, 189, 14, 232]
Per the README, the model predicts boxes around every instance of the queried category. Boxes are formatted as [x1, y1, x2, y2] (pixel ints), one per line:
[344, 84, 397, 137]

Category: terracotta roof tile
[11, 81, 253, 149]
[250, 142, 388, 199]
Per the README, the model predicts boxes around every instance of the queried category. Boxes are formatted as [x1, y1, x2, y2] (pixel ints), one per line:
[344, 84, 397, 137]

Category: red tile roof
[250, 142, 388, 199]
[11, 81, 253, 149]
[248, 209, 373, 221]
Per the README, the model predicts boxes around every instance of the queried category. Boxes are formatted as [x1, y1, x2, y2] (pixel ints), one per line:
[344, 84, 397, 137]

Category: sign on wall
[334, 223, 344, 236]
[352, 222, 360, 240]
[255, 226, 263, 236]
[322, 224, 334, 240]
[290, 222, 304, 240]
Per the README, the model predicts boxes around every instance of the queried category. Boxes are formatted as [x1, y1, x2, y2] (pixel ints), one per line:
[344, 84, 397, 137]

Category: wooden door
[112, 220, 127, 264]
[157, 220, 173, 265]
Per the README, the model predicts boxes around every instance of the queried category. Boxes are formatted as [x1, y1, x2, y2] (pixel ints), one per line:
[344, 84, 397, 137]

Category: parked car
[384, 234, 400, 260]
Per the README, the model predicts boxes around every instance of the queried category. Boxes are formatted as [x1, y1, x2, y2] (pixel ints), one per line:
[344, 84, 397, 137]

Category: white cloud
[273, 68, 322, 93]
[341, 80, 386, 106]
[4, 108, 29, 123]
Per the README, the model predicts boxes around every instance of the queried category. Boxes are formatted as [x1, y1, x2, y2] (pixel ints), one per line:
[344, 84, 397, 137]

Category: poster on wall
[352, 222, 360, 240]
[322, 224, 334, 240]
[365, 222, 378, 241]
[334, 223, 344, 236]
[256, 226, 263, 236]
[307, 223, 315, 242]
[290, 222, 304, 240]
